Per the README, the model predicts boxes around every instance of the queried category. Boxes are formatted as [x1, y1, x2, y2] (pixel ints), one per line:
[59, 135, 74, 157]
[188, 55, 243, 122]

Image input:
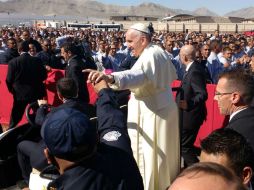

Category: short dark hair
[178, 162, 246, 190]
[17, 41, 29, 52]
[218, 68, 254, 105]
[60, 42, 78, 55]
[201, 128, 254, 177]
[7, 38, 16, 43]
[210, 40, 221, 51]
[22, 29, 30, 37]
[223, 46, 232, 52]
[56, 77, 78, 99]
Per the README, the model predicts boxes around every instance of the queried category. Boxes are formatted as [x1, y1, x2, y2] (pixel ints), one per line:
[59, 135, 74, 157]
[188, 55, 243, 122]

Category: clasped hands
[83, 69, 114, 84]
[83, 69, 113, 93]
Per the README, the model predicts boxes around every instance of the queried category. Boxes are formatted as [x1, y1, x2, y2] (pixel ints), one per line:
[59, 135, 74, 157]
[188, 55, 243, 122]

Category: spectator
[108, 44, 125, 71]
[164, 40, 174, 60]
[200, 44, 212, 83]
[22, 29, 42, 52]
[0, 38, 7, 64]
[219, 46, 233, 68]
[207, 40, 223, 83]
[37, 39, 64, 69]
[4, 38, 19, 63]
[28, 43, 37, 57]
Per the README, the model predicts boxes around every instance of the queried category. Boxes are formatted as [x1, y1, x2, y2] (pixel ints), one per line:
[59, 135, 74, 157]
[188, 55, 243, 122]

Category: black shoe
[16, 180, 28, 189]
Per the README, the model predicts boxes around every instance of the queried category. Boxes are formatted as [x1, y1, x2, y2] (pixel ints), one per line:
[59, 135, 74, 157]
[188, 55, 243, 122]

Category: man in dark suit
[5, 38, 19, 63]
[176, 45, 208, 167]
[22, 30, 42, 53]
[6, 41, 47, 129]
[36, 39, 64, 70]
[61, 42, 97, 103]
[214, 68, 254, 152]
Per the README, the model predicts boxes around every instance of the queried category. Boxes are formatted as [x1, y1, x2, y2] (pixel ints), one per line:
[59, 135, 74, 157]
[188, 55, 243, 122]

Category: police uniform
[47, 89, 144, 190]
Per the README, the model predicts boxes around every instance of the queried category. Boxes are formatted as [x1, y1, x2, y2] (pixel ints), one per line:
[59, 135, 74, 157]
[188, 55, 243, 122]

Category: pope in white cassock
[86, 23, 180, 190]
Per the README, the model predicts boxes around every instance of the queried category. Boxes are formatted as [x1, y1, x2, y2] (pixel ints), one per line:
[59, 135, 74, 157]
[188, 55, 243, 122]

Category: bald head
[180, 45, 196, 64]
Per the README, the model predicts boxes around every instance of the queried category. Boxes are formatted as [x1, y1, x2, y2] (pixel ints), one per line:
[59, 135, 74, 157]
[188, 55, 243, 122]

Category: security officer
[43, 80, 144, 190]
[16, 77, 95, 189]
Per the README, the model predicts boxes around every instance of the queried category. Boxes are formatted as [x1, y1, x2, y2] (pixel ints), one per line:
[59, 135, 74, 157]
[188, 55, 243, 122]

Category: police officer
[43, 80, 144, 190]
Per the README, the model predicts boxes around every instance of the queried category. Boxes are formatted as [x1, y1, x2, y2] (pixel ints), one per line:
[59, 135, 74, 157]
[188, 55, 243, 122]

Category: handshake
[83, 69, 114, 93]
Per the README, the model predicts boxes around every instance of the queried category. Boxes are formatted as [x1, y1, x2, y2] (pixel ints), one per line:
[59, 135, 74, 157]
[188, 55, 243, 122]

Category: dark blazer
[6, 53, 47, 101]
[176, 61, 208, 130]
[119, 54, 138, 71]
[227, 107, 254, 151]
[5, 48, 19, 63]
[65, 55, 96, 103]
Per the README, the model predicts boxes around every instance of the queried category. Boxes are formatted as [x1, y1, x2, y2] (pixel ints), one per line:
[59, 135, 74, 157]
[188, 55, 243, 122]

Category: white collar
[229, 107, 248, 121]
[20, 52, 28, 55]
[248, 182, 253, 190]
[185, 61, 194, 72]
[67, 55, 77, 65]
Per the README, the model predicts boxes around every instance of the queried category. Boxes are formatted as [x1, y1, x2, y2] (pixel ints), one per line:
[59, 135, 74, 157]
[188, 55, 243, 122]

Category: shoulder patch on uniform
[103, 131, 121, 141]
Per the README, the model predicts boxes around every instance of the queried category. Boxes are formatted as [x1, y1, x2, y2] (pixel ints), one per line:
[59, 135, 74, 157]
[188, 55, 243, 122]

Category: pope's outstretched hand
[83, 69, 114, 84]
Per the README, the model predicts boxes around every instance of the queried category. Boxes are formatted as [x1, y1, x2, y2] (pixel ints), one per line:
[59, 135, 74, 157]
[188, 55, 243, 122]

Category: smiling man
[85, 23, 179, 190]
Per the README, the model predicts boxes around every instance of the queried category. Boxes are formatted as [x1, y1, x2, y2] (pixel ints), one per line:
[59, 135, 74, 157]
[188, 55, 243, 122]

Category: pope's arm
[110, 68, 146, 90]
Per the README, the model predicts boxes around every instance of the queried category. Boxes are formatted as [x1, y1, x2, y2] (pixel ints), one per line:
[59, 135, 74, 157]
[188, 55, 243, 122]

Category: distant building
[243, 18, 254, 24]
[110, 15, 158, 21]
[161, 14, 244, 23]
[161, 14, 193, 22]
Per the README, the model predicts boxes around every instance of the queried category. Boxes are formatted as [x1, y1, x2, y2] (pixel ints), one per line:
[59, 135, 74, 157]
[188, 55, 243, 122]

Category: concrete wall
[218, 24, 235, 33]
[119, 21, 254, 33]
[237, 24, 254, 32]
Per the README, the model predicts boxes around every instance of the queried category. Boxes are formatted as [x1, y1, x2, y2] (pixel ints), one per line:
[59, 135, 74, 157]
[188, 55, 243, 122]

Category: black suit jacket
[6, 53, 47, 101]
[227, 107, 254, 151]
[176, 61, 208, 130]
[65, 55, 96, 103]
[5, 48, 19, 63]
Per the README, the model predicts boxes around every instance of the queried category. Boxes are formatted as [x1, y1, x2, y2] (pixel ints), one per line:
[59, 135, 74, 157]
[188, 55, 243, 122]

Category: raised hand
[83, 69, 114, 84]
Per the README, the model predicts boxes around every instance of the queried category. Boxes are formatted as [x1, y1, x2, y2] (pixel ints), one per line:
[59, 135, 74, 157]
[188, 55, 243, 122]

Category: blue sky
[98, 0, 254, 15]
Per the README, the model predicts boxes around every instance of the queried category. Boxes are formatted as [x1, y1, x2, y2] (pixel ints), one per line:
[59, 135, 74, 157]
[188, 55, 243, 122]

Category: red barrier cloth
[170, 81, 228, 147]
[0, 65, 227, 146]
[0, 65, 98, 126]
[0, 65, 16, 125]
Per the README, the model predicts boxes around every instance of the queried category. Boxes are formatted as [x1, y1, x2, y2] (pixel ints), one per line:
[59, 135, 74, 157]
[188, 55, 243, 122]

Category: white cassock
[110, 43, 180, 190]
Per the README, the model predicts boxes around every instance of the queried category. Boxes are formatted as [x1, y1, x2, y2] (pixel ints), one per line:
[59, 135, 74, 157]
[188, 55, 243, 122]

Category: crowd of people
[0, 27, 254, 75]
[1, 23, 254, 190]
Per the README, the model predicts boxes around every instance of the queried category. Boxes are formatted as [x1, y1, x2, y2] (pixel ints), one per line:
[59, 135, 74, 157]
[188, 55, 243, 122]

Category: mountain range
[0, 0, 253, 19]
